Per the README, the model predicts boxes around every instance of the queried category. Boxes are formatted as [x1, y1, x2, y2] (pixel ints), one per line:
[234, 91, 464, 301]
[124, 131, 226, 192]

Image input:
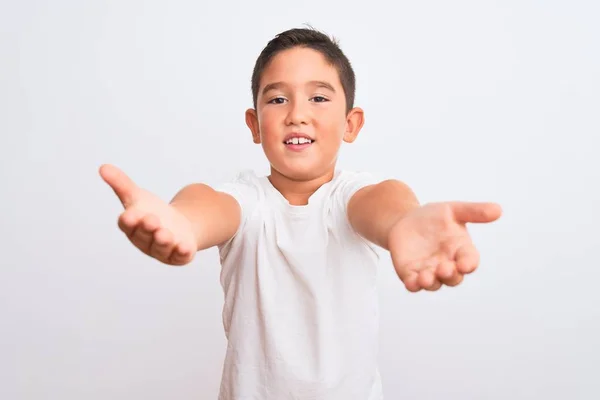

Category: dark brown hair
[251, 27, 356, 114]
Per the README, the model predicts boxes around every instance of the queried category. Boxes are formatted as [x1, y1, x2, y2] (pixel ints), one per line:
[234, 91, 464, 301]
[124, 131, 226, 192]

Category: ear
[343, 107, 365, 143]
[245, 108, 261, 144]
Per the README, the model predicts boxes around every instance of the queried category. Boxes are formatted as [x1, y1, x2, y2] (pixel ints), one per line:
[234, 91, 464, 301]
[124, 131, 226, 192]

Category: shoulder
[218, 169, 262, 188]
[325, 169, 380, 223]
[328, 169, 380, 202]
[327, 170, 382, 256]
[215, 169, 263, 203]
[215, 170, 265, 256]
[214, 169, 267, 227]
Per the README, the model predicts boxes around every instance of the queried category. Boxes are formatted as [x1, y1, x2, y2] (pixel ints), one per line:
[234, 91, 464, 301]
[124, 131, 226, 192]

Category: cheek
[316, 113, 346, 140]
[258, 112, 280, 140]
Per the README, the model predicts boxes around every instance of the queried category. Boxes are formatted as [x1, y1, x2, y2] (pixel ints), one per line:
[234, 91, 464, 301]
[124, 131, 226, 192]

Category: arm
[348, 177, 502, 292]
[99, 164, 241, 265]
[170, 184, 241, 251]
[347, 179, 420, 250]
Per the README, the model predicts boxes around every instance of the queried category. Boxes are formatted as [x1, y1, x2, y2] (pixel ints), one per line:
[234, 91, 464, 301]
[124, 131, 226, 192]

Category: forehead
[259, 47, 342, 92]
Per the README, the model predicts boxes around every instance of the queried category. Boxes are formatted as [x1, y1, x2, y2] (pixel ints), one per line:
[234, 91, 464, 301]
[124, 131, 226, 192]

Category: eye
[268, 97, 286, 104]
[311, 96, 329, 103]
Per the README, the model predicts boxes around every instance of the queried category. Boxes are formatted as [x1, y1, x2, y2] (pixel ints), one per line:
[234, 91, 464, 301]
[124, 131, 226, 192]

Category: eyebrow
[261, 80, 336, 96]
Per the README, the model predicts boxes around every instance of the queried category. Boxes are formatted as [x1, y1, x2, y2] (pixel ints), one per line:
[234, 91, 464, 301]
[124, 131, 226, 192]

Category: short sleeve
[214, 170, 260, 257]
[330, 170, 381, 254]
[334, 170, 380, 216]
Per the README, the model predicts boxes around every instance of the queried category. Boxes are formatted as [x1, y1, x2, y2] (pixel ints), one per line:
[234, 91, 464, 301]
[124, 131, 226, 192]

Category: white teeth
[285, 137, 313, 145]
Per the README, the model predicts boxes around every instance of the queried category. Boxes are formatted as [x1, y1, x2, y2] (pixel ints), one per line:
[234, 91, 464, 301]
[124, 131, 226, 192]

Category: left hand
[388, 201, 502, 292]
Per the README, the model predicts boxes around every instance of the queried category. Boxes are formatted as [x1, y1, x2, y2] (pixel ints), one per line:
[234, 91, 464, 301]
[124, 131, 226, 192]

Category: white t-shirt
[215, 169, 383, 400]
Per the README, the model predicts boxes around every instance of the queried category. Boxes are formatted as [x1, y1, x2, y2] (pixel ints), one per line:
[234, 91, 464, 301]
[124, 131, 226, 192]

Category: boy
[100, 28, 501, 399]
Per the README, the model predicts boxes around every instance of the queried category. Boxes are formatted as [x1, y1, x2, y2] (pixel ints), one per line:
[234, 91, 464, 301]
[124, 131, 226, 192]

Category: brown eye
[268, 97, 286, 104]
[311, 96, 329, 103]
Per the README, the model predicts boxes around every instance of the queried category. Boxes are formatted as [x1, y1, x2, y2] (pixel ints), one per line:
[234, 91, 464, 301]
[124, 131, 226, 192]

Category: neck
[268, 167, 335, 206]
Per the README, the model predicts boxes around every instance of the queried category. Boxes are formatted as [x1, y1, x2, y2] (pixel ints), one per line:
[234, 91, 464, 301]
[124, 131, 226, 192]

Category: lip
[282, 132, 315, 143]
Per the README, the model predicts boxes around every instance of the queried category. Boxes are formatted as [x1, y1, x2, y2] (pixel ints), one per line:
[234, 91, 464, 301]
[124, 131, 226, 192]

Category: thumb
[450, 201, 503, 224]
[99, 164, 139, 207]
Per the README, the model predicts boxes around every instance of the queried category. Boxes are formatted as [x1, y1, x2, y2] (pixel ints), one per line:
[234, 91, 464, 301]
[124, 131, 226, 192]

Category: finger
[417, 269, 440, 291]
[130, 214, 161, 253]
[149, 228, 176, 261]
[168, 242, 196, 266]
[118, 208, 144, 237]
[455, 244, 480, 275]
[435, 260, 455, 280]
[436, 261, 464, 287]
[450, 202, 502, 224]
[425, 280, 442, 291]
[401, 271, 421, 293]
[447, 273, 464, 287]
[392, 257, 422, 293]
[391, 252, 421, 292]
[99, 164, 140, 208]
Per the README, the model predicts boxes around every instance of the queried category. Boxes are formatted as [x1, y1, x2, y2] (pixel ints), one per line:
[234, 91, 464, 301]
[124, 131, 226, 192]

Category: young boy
[100, 28, 501, 400]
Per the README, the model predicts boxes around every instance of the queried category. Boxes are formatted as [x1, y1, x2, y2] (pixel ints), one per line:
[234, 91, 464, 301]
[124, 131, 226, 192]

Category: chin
[273, 163, 334, 182]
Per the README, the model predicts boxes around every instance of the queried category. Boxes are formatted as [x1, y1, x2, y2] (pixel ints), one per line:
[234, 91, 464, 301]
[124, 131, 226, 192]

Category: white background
[1, 0, 599, 398]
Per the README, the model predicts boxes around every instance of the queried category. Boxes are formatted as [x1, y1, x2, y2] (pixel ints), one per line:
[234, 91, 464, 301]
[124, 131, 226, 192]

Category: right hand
[99, 164, 197, 266]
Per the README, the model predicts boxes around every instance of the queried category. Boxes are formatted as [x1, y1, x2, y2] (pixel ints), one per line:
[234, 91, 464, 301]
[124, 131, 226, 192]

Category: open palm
[389, 201, 502, 292]
[99, 164, 197, 266]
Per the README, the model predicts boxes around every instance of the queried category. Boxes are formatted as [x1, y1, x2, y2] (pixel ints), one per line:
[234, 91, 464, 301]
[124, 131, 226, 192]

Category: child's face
[246, 47, 363, 181]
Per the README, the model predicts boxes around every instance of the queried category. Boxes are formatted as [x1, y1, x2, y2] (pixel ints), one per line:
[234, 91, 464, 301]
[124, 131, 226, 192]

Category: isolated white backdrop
[1, 0, 599, 399]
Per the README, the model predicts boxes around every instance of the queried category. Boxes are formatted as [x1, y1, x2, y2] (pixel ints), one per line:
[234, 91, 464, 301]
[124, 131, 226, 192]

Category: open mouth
[283, 137, 314, 151]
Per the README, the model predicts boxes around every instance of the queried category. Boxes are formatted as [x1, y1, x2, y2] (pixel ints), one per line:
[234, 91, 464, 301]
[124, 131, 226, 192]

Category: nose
[284, 99, 309, 126]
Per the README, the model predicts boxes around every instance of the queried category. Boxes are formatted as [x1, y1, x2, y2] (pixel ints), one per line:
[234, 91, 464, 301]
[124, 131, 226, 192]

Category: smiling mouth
[283, 137, 314, 152]
[283, 138, 314, 145]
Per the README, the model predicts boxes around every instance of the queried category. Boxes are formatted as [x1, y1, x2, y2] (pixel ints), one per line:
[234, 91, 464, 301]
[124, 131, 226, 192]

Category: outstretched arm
[99, 164, 241, 265]
[348, 180, 502, 292]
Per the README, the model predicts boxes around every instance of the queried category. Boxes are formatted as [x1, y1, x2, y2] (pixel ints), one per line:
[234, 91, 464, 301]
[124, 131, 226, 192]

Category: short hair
[251, 27, 356, 114]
